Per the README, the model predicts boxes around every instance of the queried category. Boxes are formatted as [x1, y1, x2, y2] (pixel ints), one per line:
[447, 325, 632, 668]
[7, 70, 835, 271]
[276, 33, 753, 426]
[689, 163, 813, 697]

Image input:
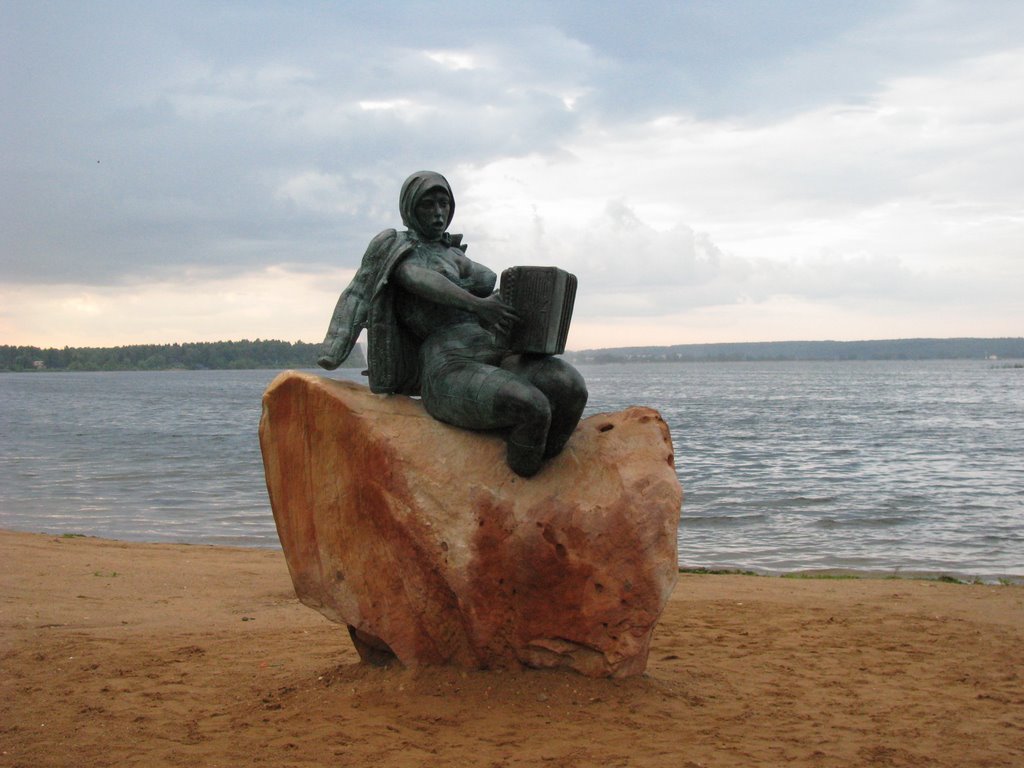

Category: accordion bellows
[497, 266, 577, 355]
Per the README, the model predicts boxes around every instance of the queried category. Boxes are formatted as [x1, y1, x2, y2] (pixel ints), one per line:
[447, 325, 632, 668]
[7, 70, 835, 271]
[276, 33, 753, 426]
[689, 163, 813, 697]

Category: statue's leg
[492, 377, 551, 477]
[501, 354, 588, 458]
[421, 361, 552, 477]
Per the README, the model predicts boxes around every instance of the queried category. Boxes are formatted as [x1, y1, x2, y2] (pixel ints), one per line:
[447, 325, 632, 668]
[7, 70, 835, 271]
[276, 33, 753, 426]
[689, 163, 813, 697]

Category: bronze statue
[318, 171, 587, 477]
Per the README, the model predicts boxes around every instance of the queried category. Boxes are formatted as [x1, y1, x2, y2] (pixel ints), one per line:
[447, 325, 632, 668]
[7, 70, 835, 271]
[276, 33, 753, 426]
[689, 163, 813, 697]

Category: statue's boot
[495, 379, 552, 477]
[507, 435, 546, 477]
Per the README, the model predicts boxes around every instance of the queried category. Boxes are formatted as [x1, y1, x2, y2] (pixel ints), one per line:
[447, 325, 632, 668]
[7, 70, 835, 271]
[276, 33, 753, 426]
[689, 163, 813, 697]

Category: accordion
[497, 266, 577, 355]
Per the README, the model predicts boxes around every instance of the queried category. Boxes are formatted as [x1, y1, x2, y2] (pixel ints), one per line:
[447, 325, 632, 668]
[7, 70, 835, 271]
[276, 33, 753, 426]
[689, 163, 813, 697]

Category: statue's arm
[317, 284, 367, 370]
[317, 230, 396, 370]
[394, 260, 517, 332]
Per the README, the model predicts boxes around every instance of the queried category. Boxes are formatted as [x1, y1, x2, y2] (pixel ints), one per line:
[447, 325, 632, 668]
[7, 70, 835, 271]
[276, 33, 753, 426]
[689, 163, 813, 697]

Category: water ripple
[1, 361, 1022, 579]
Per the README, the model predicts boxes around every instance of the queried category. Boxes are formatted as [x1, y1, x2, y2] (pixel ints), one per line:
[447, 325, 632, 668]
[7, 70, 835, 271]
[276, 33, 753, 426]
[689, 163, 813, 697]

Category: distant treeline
[0, 340, 366, 372]
[565, 337, 1024, 364]
[5, 336, 1022, 372]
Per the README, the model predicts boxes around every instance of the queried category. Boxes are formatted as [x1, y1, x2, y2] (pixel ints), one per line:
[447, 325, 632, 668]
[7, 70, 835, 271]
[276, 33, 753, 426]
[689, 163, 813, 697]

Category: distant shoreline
[565, 336, 1024, 364]
[3, 337, 1022, 371]
[0, 339, 365, 373]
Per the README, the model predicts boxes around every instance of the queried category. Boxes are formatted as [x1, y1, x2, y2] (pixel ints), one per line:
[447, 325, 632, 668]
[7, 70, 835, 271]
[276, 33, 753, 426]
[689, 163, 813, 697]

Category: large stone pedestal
[259, 371, 682, 677]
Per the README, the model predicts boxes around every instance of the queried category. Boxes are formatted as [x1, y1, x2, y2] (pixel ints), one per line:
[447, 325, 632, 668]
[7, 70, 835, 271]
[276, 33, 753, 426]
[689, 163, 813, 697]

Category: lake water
[1, 361, 1021, 580]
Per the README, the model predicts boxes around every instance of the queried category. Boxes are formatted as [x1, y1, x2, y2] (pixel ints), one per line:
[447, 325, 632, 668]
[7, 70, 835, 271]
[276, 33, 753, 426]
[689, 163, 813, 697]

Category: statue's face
[414, 188, 451, 240]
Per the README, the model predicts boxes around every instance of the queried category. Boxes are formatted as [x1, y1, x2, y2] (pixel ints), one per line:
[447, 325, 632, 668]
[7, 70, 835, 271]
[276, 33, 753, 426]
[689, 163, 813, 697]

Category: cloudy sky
[3, 0, 1022, 350]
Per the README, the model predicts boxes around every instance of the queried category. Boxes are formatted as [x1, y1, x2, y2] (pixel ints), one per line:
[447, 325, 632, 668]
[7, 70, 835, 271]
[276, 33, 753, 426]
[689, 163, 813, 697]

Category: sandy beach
[1, 529, 1021, 767]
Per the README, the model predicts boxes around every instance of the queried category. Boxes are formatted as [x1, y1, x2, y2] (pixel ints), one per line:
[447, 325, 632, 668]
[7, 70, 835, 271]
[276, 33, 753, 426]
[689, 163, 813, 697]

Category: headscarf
[399, 171, 455, 241]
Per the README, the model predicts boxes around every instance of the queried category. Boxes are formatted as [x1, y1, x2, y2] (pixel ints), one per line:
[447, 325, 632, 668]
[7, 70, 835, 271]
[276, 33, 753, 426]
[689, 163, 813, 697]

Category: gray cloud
[3, 0, 1023, 348]
[2, 2, 613, 283]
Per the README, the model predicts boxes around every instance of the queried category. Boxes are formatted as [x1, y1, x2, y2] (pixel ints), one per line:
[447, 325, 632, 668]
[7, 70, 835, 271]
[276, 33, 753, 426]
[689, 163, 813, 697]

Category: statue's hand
[475, 294, 518, 335]
[317, 354, 341, 371]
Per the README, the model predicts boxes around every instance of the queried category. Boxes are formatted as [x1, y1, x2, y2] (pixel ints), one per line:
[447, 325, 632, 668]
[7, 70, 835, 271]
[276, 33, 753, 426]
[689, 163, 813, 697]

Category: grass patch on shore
[679, 569, 1021, 585]
[781, 572, 862, 581]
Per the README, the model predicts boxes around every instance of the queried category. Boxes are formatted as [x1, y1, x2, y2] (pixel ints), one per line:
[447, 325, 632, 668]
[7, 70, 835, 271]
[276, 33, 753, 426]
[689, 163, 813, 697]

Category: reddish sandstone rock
[259, 371, 682, 678]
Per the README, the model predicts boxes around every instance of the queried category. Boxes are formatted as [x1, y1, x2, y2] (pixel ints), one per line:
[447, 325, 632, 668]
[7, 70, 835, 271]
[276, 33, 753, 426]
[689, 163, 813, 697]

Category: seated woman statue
[318, 170, 588, 477]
